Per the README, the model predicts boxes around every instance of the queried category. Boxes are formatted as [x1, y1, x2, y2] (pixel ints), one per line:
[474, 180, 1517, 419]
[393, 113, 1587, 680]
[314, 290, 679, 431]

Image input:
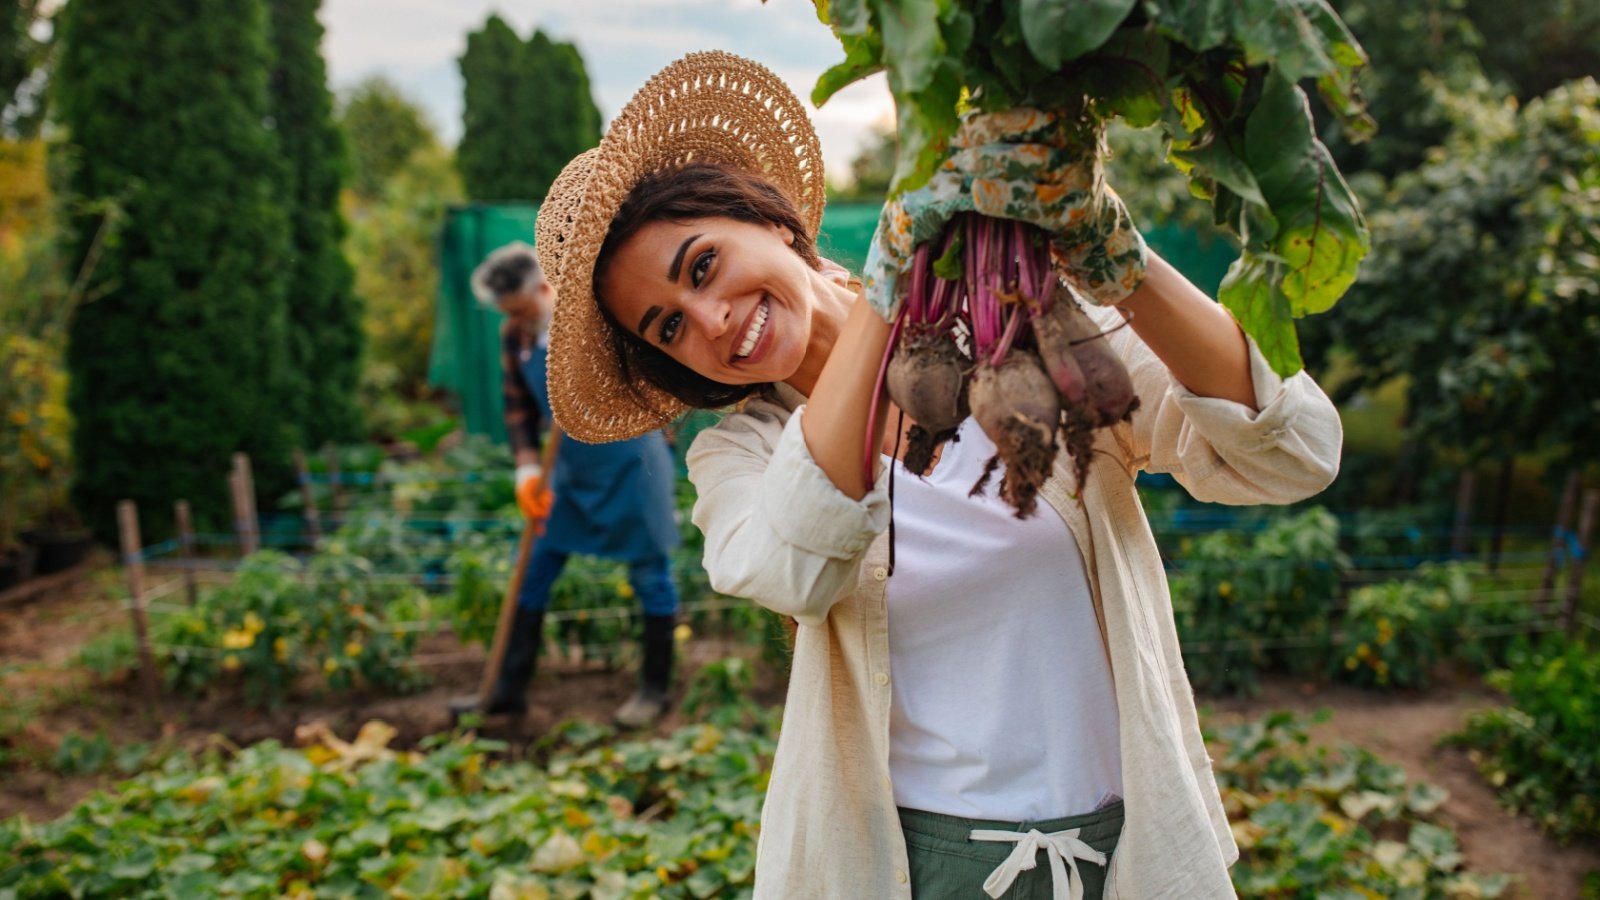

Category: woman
[464, 242, 682, 728]
[535, 52, 1341, 899]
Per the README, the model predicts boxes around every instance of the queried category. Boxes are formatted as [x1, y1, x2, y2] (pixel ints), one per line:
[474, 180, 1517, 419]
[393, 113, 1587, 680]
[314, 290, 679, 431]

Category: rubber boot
[613, 614, 675, 728]
[451, 607, 544, 720]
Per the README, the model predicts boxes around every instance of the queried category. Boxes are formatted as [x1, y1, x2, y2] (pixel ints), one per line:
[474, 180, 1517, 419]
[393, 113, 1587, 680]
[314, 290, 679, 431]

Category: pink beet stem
[866, 303, 910, 487]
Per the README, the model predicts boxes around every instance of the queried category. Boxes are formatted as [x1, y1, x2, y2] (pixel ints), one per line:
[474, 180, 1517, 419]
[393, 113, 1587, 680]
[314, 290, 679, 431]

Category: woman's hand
[862, 108, 1149, 319]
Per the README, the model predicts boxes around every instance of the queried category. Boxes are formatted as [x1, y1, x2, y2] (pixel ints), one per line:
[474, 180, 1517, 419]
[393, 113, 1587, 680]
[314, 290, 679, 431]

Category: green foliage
[0, 143, 114, 548]
[1171, 507, 1348, 695]
[810, 0, 1373, 375]
[1213, 711, 1509, 898]
[336, 75, 435, 202]
[456, 16, 601, 201]
[56, 0, 294, 541]
[157, 549, 431, 708]
[681, 657, 768, 732]
[1315, 0, 1487, 178]
[1308, 77, 1600, 466]
[833, 124, 896, 202]
[1333, 568, 1460, 689]
[1448, 641, 1600, 841]
[346, 141, 462, 413]
[267, 0, 363, 447]
[73, 628, 138, 680]
[0, 709, 1508, 897]
[1, 0, 52, 137]
[0, 717, 773, 898]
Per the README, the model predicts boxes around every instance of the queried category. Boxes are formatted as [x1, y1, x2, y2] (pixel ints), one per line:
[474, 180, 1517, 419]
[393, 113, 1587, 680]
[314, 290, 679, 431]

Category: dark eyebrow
[667, 233, 701, 282]
[637, 306, 663, 338]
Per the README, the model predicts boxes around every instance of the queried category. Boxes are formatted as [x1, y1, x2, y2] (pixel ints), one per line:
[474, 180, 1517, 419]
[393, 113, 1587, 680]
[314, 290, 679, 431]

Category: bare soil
[3, 563, 1596, 897]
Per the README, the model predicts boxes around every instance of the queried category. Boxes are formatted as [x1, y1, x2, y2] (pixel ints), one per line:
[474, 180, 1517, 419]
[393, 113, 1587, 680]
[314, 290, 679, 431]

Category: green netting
[429, 202, 1235, 443]
[428, 203, 542, 444]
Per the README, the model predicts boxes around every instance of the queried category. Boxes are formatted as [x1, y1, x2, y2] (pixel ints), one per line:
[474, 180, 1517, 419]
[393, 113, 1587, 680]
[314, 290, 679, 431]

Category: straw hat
[536, 50, 826, 443]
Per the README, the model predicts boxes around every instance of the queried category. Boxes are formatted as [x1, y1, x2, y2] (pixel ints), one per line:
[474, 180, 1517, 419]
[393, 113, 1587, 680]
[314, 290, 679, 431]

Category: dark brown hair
[594, 162, 822, 410]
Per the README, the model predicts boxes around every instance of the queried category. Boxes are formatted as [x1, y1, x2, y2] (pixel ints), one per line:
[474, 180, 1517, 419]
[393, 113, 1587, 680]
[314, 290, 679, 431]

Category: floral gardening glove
[862, 107, 1148, 319]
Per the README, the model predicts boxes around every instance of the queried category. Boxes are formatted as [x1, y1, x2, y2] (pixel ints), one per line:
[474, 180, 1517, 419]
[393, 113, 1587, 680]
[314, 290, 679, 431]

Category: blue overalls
[515, 344, 680, 617]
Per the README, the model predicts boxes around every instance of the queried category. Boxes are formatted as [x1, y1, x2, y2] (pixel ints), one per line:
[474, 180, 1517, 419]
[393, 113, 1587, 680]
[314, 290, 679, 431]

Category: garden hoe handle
[475, 429, 563, 710]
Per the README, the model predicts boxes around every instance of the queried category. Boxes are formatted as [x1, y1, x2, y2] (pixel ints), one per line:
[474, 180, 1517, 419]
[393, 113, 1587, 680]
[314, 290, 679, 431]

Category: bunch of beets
[879, 212, 1137, 517]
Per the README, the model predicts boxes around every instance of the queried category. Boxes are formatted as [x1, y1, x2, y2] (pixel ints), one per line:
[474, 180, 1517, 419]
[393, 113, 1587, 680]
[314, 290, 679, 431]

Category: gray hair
[470, 241, 542, 306]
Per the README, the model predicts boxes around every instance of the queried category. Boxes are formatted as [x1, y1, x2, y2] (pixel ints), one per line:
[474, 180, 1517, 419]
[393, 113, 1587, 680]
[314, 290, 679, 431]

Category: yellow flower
[1345, 656, 1358, 671]
[323, 657, 338, 674]
[344, 641, 363, 658]
[222, 628, 255, 650]
[616, 582, 635, 600]
[273, 637, 290, 661]
[243, 612, 265, 635]
[223, 654, 242, 672]
[674, 623, 692, 643]
[1217, 581, 1233, 599]
[1356, 643, 1372, 660]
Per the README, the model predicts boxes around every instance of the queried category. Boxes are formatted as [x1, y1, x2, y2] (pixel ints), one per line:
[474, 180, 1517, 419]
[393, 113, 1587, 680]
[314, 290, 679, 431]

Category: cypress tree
[268, 0, 362, 447]
[56, 0, 293, 540]
[456, 14, 525, 200]
[457, 17, 602, 201]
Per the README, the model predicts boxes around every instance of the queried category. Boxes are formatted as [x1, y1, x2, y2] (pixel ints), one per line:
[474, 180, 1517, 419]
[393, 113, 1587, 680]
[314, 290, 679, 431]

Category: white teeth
[736, 300, 768, 359]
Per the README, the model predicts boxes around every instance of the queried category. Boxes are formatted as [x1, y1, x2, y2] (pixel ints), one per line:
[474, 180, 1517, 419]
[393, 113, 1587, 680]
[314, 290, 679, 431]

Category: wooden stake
[1565, 488, 1598, 637]
[292, 447, 323, 545]
[1541, 469, 1581, 602]
[1451, 469, 1477, 559]
[175, 500, 199, 607]
[323, 443, 345, 513]
[231, 453, 259, 556]
[117, 500, 160, 701]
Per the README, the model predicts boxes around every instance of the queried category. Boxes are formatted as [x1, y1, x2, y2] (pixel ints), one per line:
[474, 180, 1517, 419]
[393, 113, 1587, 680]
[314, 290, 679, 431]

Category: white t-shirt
[884, 417, 1123, 822]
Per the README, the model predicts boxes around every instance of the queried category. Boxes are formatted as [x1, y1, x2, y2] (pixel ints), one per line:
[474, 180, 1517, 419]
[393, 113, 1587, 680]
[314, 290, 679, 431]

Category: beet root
[887, 329, 971, 476]
[1032, 303, 1088, 408]
[968, 350, 1060, 517]
[1036, 292, 1139, 428]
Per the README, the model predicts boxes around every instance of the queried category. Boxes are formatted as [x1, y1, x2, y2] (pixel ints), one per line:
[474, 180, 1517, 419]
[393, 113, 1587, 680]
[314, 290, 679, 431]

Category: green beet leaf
[1020, 0, 1138, 69]
[808, 0, 1374, 375]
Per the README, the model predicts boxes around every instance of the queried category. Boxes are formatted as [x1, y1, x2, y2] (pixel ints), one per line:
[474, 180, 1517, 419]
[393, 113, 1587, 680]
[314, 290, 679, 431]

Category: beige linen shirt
[685, 306, 1343, 899]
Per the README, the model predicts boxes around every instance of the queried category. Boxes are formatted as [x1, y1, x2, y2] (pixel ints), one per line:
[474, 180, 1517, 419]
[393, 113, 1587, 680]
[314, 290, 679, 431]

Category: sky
[320, 0, 897, 183]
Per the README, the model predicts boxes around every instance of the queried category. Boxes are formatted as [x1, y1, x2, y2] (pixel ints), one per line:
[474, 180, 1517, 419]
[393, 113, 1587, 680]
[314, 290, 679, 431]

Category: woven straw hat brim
[538, 50, 826, 444]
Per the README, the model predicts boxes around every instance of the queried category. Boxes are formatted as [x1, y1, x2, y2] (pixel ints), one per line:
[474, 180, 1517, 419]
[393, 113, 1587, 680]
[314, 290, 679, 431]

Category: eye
[691, 250, 716, 287]
[658, 311, 683, 345]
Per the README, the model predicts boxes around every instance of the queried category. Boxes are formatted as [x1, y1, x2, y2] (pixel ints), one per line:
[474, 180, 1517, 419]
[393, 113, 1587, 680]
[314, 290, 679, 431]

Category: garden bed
[3, 566, 1598, 897]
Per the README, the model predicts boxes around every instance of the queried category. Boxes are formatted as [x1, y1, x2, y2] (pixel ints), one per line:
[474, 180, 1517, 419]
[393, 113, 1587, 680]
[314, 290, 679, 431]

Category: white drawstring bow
[969, 826, 1107, 900]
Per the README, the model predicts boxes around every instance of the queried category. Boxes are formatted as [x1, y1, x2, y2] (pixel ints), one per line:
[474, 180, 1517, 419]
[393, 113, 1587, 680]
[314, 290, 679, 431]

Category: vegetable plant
[812, 0, 1374, 510]
[813, 0, 1372, 375]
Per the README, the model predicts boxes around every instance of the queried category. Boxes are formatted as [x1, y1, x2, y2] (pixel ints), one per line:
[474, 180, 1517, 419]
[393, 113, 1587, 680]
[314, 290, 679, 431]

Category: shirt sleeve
[686, 397, 891, 627]
[501, 327, 543, 456]
[1095, 305, 1344, 506]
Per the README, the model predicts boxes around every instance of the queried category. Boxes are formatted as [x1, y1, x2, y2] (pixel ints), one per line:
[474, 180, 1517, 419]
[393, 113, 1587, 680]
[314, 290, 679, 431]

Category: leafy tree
[1318, 0, 1487, 179]
[456, 16, 600, 201]
[2, 0, 54, 138]
[56, 0, 293, 540]
[456, 15, 524, 200]
[1313, 78, 1600, 469]
[268, 0, 362, 447]
[347, 140, 462, 415]
[1461, 0, 1600, 101]
[832, 125, 895, 202]
[337, 75, 433, 201]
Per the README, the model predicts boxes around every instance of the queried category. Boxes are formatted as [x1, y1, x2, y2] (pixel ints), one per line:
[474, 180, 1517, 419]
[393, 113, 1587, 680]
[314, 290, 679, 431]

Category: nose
[683, 293, 734, 338]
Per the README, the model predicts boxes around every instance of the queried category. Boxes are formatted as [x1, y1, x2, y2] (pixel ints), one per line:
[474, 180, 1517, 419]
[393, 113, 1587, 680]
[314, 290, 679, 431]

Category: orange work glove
[514, 465, 554, 527]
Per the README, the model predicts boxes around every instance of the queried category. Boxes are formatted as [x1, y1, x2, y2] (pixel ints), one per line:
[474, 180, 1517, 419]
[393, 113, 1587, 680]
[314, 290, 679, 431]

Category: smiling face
[597, 216, 822, 387]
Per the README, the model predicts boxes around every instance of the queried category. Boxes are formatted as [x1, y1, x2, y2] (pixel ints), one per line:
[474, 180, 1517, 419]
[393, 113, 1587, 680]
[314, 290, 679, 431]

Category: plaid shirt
[501, 323, 546, 455]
